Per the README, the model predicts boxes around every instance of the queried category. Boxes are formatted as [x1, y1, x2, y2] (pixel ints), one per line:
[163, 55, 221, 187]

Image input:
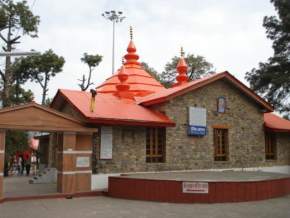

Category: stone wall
[275, 133, 290, 166]
[94, 126, 147, 173]
[56, 81, 290, 173]
[94, 79, 290, 173]
[154, 79, 290, 170]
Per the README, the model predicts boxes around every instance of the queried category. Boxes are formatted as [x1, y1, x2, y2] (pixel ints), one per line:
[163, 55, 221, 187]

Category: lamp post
[102, 10, 126, 74]
[0, 51, 40, 56]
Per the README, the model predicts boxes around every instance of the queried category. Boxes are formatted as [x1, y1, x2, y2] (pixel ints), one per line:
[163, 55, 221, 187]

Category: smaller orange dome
[176, 47, 188, 85]
[116, 65, 130, 92]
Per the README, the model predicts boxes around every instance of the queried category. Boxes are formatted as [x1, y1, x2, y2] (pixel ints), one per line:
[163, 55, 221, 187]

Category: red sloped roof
[96, 64, 165, 97]
[264, 113, 290, 132]
[54, 89, 174, 127]
[137, 71, 273, 112]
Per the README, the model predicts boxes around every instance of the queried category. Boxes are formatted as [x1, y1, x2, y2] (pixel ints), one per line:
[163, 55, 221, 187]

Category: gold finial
[130, 26, 133, 40]
[180, 46, 185, 57]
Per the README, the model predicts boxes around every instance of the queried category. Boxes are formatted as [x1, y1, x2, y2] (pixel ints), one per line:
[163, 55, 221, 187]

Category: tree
[13, 49, 65, 105]
[246, 0, 290, 117]
[159, 54, 214, 87]
[5, 130, 29, 161]
[141, 62, 161, 82]
[78, 53, 102, 91]
[0, 0, 40, 107]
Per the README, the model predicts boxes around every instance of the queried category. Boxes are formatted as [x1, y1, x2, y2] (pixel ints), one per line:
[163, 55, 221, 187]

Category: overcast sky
[10, 0, 276, 102]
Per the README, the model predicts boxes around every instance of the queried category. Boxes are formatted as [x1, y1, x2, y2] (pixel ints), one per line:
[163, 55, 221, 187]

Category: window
[265, 132, 276, 160]
[146, 128, 166, 163]
[213, 128, 229, 161]
[217, 96, 226, 113]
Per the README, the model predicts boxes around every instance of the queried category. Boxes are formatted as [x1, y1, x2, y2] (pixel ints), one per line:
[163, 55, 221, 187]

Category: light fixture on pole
[102, 10, 126, 74]
[0, 50, 40, 56]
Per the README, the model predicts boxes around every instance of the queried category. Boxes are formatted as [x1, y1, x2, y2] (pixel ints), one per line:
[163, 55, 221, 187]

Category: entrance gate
[0, 102, 97, 202]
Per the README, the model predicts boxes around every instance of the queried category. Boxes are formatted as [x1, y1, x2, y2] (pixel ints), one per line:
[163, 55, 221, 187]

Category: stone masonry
[94, 79, 290, 173]
[57, 79, 290, 173]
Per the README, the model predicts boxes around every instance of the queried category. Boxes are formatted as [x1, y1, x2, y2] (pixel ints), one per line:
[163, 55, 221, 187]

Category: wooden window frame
[146, 128, 166, 163]
[265, 132, 277, 161]
[213, 127, 229, 161]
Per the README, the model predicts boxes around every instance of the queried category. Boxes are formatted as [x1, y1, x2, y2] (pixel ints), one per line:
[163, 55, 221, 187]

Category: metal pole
[112, 20, 115, 74]
[102, 10, 126, 75]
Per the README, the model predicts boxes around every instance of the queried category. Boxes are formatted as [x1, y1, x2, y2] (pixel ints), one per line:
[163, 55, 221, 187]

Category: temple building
[50, 30, 290, 187]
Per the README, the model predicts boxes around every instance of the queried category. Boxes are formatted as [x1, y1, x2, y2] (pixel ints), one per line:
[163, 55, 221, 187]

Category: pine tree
[246, 0, 290, 117]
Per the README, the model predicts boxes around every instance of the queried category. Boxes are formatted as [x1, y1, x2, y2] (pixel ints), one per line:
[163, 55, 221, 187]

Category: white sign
[182, 182, 209, 194]
[100, 126, 113, 159]
[188, 107, 207, 126]
[76, 156, 90, 168]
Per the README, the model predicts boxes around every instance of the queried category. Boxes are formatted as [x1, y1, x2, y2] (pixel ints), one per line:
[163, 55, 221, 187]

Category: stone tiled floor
[4, 176, 57, 197]
[1, 195, 290, 218]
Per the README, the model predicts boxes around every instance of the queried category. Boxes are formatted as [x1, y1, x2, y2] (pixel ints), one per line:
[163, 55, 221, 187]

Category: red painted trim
[108, 176, 290, 203]
[264, 126, 290, 133]
[87, 118, 175, 127]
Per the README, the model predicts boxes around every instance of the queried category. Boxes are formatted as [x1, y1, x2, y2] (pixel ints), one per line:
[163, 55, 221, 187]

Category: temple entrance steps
[29, 168, 57, 184]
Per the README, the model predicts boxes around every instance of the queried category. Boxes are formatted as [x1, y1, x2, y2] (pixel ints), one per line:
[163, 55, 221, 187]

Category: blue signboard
[188, 125, 207, 136]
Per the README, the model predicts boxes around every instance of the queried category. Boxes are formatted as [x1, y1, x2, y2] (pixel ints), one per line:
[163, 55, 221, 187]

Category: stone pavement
[4, 176, 57, 197]
[1, 195, 290, 218]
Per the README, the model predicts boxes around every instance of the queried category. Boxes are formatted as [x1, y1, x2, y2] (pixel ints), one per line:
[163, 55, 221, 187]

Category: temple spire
[130, 26, 133, 40]
[175, 46, 188, 86]
[124, 26, 140, 66]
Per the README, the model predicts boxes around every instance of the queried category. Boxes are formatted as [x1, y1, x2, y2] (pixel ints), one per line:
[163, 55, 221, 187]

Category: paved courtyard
[1, 195, 290, 218]
[4, 176, 57, 197]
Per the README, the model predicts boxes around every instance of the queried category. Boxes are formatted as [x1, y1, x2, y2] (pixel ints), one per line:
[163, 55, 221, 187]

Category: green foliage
[245, 0, 290, 115]
[13, 49, 65, 104]
[0, 0, 40, 36]
[0, 0, 40, 107]
[78, 53, 102, 91]
[161, 54, 214, 87]
[8, 84, 33, 104]
[141, 54, 214, 88]
[141, 62, 161, 82]
[5, 130, 29, 160]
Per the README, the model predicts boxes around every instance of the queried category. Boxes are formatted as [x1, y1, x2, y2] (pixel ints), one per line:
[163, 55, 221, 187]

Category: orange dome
[97, 33, 165, 97]
[97, 65, 165, 97]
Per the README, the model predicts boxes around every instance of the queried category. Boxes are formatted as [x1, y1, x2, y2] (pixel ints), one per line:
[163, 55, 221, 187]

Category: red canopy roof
[55, 89, 174, 127]
[264, 113, 290, 132]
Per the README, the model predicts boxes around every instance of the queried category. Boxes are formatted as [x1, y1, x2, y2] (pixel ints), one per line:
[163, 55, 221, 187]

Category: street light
[102, 10, 126, 74]
[0, 50, 40, 56]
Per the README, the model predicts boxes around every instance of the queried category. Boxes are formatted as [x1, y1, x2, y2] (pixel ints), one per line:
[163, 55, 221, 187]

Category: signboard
[188, 107, 207, 136]
[182, 182, 209, 194]
[188, 125, 207, 136]
[100, 126, 113, 159]
[76, 156, 90, 168]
